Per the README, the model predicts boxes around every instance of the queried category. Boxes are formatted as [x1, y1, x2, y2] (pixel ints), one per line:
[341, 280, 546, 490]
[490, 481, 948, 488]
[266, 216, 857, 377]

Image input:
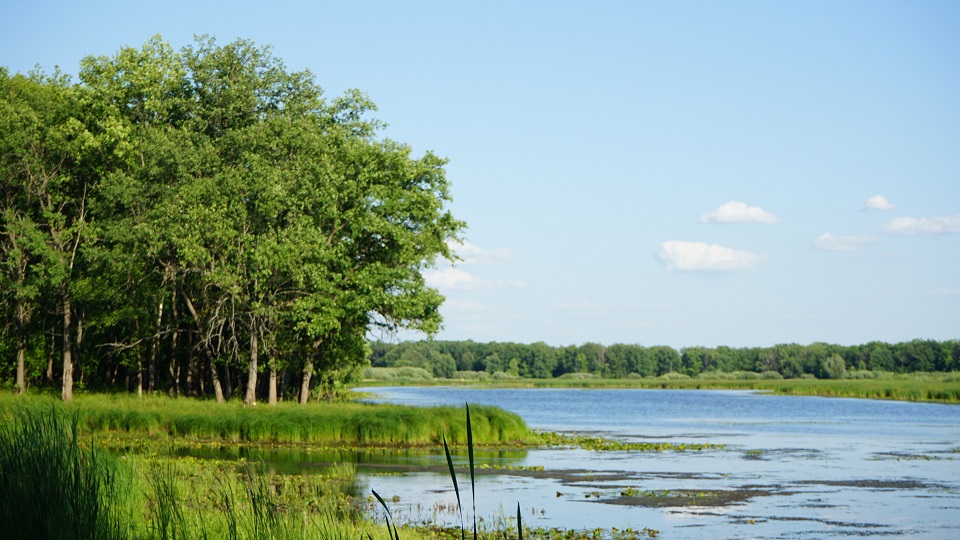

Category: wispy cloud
[812, 233, 876, 252]
[659, 241, 765, 271]
[882, 214, 960, 235]
[425, 268, 524, 290]
[939, 288, 960, 297]
[865, 194, 895, 210]
[448, 240, 511, 265]
[699, 201, 778, 224]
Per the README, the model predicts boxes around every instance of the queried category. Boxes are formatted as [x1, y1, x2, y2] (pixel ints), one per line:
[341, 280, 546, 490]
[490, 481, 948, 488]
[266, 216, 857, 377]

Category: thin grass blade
[443, 434, 466, 540]
[517, 503, 523, 540]
[466, 403, 477, 540]
[371, 489, 400, 540]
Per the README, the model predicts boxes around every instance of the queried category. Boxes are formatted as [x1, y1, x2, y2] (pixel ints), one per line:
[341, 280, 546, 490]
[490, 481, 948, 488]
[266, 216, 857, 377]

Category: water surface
[354, 386, 960, 539]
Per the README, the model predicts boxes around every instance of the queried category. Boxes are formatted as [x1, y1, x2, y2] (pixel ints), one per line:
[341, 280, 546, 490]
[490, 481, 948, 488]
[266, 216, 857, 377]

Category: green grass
[0, 405, 127, 540]
[0, 400, 514, 540]
[0, 393, 534, 446]
[360, 374, 960, 404]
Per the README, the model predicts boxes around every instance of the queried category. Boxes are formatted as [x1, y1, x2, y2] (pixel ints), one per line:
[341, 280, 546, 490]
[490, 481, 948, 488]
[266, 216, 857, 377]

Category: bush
[363, 366, 434, 381]
[454, 370, 492, 381]
[558, 372, 596, 380]
[760, 371, 784, 380]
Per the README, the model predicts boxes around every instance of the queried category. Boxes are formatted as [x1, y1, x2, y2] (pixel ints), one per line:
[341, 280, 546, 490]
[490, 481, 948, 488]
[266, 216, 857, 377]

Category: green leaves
[1, 34, 464, 402]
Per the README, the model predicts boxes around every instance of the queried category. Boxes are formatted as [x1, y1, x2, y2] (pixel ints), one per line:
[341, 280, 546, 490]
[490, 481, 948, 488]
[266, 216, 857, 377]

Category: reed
[0, 404, 128, 540]
[373, 404, 524, 540]
[0, 394, 534, 446]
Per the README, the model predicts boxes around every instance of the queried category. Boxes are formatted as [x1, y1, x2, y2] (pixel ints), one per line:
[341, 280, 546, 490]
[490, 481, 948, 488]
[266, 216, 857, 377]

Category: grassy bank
[0, 399, 655, 540]
[0, 393, 534, 446]
[0, 404, 471, 540]
[359, 373, 960, 403]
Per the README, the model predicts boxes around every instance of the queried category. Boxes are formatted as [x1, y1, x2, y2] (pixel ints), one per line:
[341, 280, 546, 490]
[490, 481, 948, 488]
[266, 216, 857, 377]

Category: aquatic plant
[373, 404, 524, 540]
[0, 405, 128, 540]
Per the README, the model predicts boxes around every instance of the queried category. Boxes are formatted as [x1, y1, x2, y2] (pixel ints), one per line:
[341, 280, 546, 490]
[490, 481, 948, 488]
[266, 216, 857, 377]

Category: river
[354, 386, 960, 539]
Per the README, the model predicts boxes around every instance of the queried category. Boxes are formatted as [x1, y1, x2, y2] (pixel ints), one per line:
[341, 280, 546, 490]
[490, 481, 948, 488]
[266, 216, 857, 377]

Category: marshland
[3, 26, 960, 540]
[3, 382, 959, 539]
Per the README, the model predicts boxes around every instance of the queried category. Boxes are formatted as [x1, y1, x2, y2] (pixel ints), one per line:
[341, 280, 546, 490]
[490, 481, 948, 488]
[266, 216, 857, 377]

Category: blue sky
[3, 1, 958, 348]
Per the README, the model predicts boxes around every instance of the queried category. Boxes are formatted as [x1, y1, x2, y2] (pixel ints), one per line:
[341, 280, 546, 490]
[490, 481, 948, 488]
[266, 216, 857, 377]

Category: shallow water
[353, 387, 960, 539]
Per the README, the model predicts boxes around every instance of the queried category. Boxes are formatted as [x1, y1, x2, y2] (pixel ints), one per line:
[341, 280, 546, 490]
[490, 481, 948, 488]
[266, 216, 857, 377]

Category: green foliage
[368, 339, 960, 384]
[0, 405, 128, 540]
[820, 354, 847, 380]
[0, 394, 534, 446]
[1, 35, 463, 402]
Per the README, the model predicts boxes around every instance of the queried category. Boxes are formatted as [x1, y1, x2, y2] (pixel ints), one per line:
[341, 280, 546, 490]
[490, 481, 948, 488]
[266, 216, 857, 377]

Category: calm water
[354, 387, 960, 539]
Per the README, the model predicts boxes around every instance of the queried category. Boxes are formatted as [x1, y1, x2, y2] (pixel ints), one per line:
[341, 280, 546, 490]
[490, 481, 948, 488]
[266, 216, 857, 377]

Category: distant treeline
[369, 339, 960, 380]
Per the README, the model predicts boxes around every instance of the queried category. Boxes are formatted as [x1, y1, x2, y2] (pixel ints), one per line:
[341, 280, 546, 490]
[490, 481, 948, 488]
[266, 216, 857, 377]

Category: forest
[0, 36, 462, 403]
[369, 338, 960, 380]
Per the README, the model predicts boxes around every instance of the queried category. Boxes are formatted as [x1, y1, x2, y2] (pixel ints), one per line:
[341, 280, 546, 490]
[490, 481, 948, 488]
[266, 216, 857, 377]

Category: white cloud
[447, 240, 511, 265]
[939, 288, 960, 297]
[882, 215, 960, 235]
[424, 268, 524, 290]
[425, 268, 482, 289]
[865, 194, 895, 210]
[658, 241, 765, 271]
[812, 233, 876, 252]
[699, 201, 778, 224]
[442, 299, 492, 312]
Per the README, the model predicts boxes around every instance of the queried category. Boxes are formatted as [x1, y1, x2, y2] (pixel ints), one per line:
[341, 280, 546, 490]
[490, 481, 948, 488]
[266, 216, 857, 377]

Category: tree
[0, 68, 98, 401]
[820, 354, 846, 380]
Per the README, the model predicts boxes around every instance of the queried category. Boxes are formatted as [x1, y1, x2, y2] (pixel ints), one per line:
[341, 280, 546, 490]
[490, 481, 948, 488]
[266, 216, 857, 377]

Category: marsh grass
[0, 404, 127, 540]
[416, 373, 960, 403]
[0, 393, 533, 446]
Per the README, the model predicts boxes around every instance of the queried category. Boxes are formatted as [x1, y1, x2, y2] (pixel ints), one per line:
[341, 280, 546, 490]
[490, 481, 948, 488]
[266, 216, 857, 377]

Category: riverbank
[359, 375, 960, 403]
[0, 394, 662, 540]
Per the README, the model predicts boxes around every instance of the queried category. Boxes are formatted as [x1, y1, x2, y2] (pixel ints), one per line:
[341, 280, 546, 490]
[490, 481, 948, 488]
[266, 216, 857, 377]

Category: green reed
[0, 404, 128, 540]
[0, 393, 534, 446]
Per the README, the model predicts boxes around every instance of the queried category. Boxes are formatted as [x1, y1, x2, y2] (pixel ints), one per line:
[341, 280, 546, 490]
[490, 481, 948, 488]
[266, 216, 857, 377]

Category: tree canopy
[0, 35, 463, 402]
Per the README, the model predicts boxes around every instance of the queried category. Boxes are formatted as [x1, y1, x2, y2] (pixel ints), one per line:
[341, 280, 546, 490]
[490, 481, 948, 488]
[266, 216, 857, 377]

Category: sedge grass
[0, 405, 127, 540]
[0, 393, 534, 446]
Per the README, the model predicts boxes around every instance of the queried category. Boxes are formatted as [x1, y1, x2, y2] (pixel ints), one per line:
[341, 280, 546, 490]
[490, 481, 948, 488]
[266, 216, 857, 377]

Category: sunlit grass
[0, 393, 534, 446]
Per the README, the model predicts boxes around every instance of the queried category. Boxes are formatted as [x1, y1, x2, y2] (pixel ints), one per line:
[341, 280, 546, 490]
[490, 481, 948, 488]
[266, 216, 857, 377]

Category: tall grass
[0, 404, 128, 540]
[0, 393, 534, 446]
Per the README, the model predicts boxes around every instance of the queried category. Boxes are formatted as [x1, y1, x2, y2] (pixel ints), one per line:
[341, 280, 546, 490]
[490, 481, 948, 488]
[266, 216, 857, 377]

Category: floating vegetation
[538, 432, 724, 452]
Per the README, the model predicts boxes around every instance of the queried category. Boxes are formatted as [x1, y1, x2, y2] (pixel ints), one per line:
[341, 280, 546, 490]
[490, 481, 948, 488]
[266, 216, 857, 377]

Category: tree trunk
[222, 364, 232, 401]
[267, 365, 277, 405]
[136, 349, 143, 398]
[244, 331, 258, 406]
[299, 355, 313, 405]
[15, 301, 26, 394]
[209, 357, 225, 403]
[61, 289, 74, 402]
[149, 298, 163, 393]
[168, 301, 180, 396]
[46, 332, 55, 384]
